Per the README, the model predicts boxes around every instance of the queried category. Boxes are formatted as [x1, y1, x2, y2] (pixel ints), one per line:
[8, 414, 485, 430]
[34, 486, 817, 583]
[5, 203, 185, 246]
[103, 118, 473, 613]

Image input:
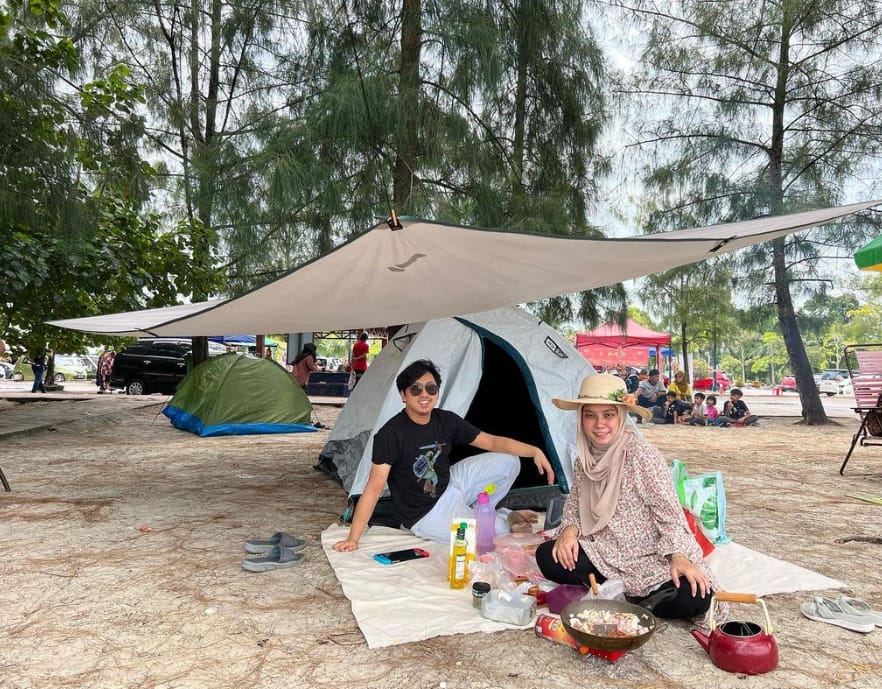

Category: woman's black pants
[535, 539, 712, 620]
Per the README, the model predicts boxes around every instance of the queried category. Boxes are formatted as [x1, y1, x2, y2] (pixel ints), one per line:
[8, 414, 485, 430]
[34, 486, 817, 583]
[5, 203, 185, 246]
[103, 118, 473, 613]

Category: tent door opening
[450, 336, 562, 510]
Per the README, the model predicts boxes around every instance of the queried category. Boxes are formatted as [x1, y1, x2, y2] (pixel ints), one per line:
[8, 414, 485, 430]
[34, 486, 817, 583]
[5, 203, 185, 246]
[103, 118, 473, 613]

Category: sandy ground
[1, 400, 882, 689]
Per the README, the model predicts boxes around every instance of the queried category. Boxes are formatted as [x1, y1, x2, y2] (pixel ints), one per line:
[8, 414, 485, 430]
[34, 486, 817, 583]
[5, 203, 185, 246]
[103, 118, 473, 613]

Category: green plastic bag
[669, 460, 731, 545]
[669, 459, 689, 505]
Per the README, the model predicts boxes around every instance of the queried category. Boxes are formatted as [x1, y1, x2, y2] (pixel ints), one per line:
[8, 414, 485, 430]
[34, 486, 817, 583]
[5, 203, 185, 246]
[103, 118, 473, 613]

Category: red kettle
[691, 592, 778, 675]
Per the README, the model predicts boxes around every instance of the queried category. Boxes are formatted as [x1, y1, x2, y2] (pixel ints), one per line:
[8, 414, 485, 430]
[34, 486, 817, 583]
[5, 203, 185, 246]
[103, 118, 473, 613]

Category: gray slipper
[243, 532, 306, 554]
[800, 597, 875, 633]
[242, 545, 306, 572]
[835, 595, 882, 627]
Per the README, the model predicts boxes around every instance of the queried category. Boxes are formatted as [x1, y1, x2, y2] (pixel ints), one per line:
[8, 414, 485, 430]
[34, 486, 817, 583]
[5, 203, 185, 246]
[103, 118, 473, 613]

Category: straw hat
[551, 373, 652, 421]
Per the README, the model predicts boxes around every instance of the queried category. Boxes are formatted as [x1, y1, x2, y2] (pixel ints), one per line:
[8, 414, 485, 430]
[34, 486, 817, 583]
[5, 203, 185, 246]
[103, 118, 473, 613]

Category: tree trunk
[773, 239, 827, 422]
[680, 321, 690, 382]
[511, 5, 530, 194]
[393, 0, 421, 209]
[768, 12, 827, 424]
[187, 0, 224, 369]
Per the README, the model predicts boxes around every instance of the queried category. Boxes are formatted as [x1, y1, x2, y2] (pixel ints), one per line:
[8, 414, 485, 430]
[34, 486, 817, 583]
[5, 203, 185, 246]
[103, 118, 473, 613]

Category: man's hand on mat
[334, 539, 359, 552]
[532, 450, 555, 485]
[670, 554, 710, 597]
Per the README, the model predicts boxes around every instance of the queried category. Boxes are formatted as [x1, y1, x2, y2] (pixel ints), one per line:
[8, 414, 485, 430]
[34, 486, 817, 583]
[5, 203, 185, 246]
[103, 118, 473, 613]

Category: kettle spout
[691, 628, 711, 654]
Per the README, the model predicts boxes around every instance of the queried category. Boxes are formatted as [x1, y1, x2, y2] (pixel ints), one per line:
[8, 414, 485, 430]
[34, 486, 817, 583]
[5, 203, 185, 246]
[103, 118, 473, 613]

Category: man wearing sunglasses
[334, 359, 554, 551]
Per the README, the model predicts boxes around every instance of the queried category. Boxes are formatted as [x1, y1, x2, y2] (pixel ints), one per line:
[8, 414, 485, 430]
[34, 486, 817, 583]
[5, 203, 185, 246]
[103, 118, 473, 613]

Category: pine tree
[618, 0, 882, 423]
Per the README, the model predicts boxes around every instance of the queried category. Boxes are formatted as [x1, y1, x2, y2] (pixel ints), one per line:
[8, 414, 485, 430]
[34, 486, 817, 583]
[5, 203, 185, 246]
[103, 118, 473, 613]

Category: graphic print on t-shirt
[412, 442, 445, 497]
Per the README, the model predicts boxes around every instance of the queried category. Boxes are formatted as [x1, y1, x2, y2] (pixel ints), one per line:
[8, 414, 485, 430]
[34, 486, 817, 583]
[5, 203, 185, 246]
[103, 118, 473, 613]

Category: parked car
[692, 371, 732, 392]
[12, 355, 91, 383]
[110, 338, 227, 395]
[0, 361, 13, 379]
[818, 368, 851, 396]
[779, 375, 797, 392]
[75, 355, 98, 380]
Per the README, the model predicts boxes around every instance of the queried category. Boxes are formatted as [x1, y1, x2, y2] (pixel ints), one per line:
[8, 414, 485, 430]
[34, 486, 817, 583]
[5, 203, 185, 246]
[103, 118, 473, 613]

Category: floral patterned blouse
[559, 434, 718, 598]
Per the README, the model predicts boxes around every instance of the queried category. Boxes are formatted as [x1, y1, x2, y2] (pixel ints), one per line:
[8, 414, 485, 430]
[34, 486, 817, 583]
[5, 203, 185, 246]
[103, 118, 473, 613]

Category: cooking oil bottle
[448, 521, 469, 589]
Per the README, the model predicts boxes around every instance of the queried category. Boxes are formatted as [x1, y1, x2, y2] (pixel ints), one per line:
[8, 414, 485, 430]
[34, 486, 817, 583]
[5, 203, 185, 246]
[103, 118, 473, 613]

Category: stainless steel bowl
[561, 599, 657, 651]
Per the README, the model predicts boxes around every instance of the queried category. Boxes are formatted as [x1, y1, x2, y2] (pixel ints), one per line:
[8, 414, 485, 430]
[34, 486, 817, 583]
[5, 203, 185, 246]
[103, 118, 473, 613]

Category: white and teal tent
[315, 306, 593, 510]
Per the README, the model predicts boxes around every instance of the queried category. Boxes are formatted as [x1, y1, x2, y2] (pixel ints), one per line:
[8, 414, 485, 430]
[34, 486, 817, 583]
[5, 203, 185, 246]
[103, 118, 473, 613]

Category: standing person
[535, 373, 716, 620]
[350, 332, 370, 388]
[719, 388, 759, 426]
[333, 359, 554, 550]
[97, 347, 115, 393]
[291, 343, 318, 387]
[30, 351, 47, 393]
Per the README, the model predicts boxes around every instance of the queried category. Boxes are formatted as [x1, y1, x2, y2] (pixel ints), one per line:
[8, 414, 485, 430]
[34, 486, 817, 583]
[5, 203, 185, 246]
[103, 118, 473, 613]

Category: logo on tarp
[544, 336, 568, 359]
[388, 253, 427, 272]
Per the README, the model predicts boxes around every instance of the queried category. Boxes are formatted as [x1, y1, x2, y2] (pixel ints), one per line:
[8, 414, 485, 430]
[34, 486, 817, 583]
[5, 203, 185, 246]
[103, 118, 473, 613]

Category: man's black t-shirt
[372, 409, 480, 528]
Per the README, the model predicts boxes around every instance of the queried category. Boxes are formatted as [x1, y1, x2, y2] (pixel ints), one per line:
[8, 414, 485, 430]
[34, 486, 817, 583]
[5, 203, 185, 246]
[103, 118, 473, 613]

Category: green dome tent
[162, 353, 316, 437]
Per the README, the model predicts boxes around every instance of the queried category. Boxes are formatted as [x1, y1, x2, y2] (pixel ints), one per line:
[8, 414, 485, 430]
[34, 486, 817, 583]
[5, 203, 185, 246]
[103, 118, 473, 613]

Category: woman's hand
[551, 526, 580, 571]
[333, 539, 359, 552]
[669, 554, 710, 597]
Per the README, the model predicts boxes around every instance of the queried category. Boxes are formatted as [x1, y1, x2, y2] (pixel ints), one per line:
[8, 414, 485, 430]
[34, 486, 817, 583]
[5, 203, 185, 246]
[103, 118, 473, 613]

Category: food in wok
[567, 608, 650, 637]
[561, 599, 657, 651]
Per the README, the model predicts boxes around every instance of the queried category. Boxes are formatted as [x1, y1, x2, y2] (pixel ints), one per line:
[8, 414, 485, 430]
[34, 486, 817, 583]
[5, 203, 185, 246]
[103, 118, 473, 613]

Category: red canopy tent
[575, 319, 671, 371]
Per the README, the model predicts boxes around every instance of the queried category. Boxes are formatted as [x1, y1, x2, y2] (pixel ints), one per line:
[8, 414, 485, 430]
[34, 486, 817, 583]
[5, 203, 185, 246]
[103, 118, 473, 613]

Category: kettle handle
[715, 592, 757, 604]
[708, 592, 774, 634]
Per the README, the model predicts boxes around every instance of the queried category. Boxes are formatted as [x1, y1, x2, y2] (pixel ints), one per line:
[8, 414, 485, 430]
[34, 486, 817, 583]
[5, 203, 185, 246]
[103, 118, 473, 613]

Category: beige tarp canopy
[48, 201, 880, 336]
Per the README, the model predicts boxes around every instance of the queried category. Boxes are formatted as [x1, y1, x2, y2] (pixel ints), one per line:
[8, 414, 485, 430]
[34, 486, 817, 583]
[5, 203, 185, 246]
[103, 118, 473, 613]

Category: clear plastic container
[480, 589, 537, 625]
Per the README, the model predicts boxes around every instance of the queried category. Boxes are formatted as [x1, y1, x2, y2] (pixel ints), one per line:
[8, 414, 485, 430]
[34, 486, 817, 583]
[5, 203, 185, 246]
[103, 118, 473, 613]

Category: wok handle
[715, 592, 757, 604]
[588, 573, 599, 596]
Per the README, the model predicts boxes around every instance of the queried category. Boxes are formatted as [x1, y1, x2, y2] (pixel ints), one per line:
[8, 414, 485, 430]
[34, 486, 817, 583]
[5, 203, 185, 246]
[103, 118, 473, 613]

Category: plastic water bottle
[474, 488, 496, 555]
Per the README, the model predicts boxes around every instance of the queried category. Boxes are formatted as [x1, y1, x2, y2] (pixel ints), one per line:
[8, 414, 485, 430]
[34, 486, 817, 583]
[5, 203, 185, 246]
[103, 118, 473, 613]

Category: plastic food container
[492, 532, 545, 551]
[480, 590, 537, 625]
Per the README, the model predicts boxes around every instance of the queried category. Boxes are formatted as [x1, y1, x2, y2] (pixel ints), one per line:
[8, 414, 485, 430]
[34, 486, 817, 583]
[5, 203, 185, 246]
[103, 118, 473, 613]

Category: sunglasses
[407, 382, 440, 396]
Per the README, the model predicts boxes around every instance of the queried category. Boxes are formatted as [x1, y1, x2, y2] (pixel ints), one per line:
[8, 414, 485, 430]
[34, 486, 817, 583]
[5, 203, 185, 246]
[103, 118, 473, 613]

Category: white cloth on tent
[321, 524, 845, 649]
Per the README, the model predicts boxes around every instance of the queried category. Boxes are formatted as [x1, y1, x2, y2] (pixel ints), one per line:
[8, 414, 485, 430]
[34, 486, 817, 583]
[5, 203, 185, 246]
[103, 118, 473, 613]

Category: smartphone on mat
[373, 548, 430, 565]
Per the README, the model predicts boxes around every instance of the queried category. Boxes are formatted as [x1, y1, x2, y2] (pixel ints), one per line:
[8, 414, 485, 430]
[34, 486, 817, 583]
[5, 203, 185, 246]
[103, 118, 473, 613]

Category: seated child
[661, 390, 692, 424]
[719, 388, 759, 426]
[687, 391, 708, 425]
[706, 394, 724, 426]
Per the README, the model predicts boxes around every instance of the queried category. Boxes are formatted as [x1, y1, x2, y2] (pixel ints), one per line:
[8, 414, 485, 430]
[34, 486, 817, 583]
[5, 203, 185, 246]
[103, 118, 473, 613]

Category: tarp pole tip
[387, 210, 403, 230]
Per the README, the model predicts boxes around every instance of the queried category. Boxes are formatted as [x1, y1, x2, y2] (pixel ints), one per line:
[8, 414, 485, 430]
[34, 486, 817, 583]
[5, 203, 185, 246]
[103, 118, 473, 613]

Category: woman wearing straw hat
[536, 374, 718, 620]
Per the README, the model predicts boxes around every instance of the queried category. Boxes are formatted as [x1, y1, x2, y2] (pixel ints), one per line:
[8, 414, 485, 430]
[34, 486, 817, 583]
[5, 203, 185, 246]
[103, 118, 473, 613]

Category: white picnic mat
[321, 524, 845, 649]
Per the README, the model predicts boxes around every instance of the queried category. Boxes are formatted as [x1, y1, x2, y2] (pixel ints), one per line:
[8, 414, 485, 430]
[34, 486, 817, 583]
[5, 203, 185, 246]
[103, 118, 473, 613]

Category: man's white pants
[410, 452, 520, 543]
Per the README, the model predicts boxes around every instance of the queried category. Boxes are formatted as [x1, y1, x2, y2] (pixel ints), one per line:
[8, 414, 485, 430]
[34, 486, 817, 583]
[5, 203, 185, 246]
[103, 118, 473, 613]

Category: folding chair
[840, 343, 882, 474]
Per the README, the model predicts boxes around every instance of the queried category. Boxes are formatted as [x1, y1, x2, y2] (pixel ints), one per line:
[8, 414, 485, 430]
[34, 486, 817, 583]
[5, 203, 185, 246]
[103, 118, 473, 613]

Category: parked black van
[110, 338, 227, 395]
